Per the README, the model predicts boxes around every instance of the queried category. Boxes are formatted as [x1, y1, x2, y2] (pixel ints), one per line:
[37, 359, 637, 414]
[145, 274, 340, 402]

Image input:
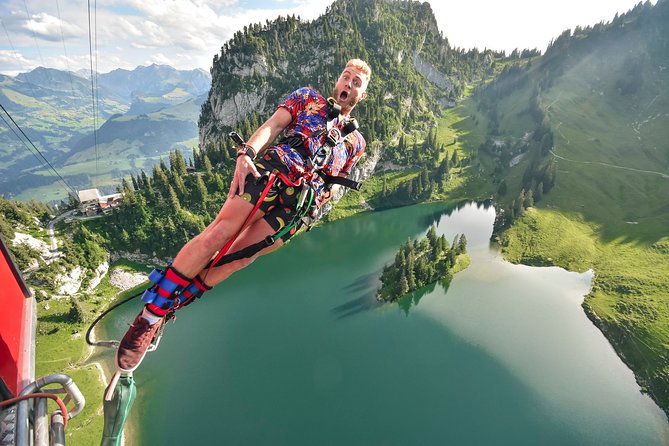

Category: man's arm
[228, 107, 292, 198]
[246, 107, 293, 155]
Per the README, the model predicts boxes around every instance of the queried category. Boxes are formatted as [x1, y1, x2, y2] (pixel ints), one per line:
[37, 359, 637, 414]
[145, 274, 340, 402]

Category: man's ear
[361, 91, 367, 100]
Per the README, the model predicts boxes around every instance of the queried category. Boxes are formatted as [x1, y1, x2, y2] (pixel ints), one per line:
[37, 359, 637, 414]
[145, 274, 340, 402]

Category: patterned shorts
[238, 156, 302, 242]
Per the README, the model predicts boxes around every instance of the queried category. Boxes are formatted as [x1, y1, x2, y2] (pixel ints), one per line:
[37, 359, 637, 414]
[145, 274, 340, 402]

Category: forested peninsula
[377, 225, 469, 302]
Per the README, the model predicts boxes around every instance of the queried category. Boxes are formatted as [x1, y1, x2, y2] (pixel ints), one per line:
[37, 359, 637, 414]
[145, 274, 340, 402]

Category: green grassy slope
[543, 50, 669, 236]
[482, 2, 669, 414]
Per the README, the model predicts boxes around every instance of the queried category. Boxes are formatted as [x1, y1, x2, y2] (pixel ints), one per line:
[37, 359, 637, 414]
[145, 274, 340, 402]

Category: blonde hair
[346, 58, 372, 81]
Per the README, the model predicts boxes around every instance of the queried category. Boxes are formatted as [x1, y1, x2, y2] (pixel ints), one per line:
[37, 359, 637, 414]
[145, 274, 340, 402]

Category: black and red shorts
[238, 155, 302, 242]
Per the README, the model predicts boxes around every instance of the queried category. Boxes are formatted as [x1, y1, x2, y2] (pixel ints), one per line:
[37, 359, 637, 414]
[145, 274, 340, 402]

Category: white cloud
[113, 17, 145, 39]
[23, 12, 84, 42]
[0, 49, 36, 74]
[0, 0, 334, 74]
[147, 52, 174, 66]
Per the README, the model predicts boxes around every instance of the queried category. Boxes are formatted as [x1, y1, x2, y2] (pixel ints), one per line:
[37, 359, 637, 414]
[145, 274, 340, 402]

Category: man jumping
[116, 59, 372, 372]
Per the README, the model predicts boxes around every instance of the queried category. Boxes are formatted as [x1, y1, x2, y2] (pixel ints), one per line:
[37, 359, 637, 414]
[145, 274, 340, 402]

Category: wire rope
[87, 0, 100, 178]
[54, 0, 78, 97]
[0, 102, 78, 198]
[21, 0, 46, 67]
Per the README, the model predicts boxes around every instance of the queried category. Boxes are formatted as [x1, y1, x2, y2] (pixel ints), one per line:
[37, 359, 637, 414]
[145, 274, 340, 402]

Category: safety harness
[140, 97, 363, 312]
[278, 97, 363, 192]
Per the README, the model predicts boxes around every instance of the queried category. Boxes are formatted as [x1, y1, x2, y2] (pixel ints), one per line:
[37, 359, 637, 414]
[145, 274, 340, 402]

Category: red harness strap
[204, 171, 279, 278]
[276, 170, 307, 187]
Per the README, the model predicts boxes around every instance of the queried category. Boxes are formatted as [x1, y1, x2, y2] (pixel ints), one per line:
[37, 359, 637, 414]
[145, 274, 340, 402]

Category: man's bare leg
[171, 195, 266, 278]
[116, 196, 270, 372]
[198, 217, 283, 287]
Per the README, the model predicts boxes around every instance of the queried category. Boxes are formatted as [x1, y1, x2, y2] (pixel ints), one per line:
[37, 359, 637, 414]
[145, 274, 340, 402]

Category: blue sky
[0, 0, 655, 76]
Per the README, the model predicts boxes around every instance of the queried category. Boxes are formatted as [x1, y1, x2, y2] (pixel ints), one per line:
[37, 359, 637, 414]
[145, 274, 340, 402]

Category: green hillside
[470, 0, 669, 414]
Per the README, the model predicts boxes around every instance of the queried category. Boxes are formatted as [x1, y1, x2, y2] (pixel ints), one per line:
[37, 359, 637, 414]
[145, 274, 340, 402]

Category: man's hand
[226, 107, 291, 199]
[228, 155, 261, 199]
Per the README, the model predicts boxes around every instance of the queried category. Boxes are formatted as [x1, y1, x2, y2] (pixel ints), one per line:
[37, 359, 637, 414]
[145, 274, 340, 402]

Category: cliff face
[205, 88, 268, 130]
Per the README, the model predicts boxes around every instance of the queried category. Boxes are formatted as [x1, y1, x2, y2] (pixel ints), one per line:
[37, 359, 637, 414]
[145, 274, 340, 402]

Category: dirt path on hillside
[550, 150, 669, 179]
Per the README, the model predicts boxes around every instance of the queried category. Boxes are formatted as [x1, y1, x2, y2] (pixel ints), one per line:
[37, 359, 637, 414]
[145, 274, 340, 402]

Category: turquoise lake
[106, 202, 669, 445]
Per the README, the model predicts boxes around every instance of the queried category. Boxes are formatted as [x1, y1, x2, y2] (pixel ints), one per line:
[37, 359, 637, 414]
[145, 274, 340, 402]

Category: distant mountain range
[0, 64, 211, 200]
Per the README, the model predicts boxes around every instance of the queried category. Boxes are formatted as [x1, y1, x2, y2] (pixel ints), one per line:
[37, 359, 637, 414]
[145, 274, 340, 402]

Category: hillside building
[77, 188, 123, 216]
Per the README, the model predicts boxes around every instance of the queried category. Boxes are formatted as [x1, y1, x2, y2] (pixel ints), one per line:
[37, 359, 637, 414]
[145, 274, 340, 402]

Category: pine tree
[415, 256, 428, 287]
[152, 163, 171, 198]
[192, 148, 202, 169]
[525, 189, 534, 208]
[193, 175, 209, 209]
[141, 171, 152, 193]
[406, 251, 416, 289]
[399, 272, 409, 295]
[119, 229, 130, 247]
[516, 189, 526, 216]
[405, 178, 413, 199]
[167, 184, 182, 214]
[172, 172, 187, 200]
[536, 182, 544, 202]
[67, 192, 78, 209]
[170, 150, 189, 177]
[203, 154, 214, 175]
[448, 244, 456, 265]
[395, 249, 406, 269]
[457, 234, 467, 254]
[415, 175, 422, 197]
[426, 224, 438, 247]
[420, 168, 430, 196]
[120, 179, 136, 203]
[437, 157, 449, 182]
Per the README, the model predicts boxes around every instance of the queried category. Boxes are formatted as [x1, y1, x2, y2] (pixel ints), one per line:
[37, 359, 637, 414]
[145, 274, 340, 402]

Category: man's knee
[199, 219, 236, 250]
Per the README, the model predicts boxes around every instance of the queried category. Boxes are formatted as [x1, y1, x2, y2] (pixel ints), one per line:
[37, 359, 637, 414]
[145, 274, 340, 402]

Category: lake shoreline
[499, 207, 669, 419]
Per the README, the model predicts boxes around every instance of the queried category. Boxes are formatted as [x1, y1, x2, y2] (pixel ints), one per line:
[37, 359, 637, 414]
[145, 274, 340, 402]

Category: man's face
[332, 66, 368, 114]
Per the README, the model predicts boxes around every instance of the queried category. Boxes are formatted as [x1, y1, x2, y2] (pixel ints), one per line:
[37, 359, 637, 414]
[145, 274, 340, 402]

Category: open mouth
[339, 90, 349, 102]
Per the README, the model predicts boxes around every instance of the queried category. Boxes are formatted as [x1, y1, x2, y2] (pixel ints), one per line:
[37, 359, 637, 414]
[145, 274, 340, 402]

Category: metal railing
[14, 374, 85, 446]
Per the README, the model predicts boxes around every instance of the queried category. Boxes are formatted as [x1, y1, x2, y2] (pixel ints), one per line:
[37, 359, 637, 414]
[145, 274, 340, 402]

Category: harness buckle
[326, 97, 341, 120]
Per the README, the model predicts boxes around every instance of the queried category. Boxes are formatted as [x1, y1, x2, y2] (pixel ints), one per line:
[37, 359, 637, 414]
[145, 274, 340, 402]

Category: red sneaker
[116, 313, 164, 372]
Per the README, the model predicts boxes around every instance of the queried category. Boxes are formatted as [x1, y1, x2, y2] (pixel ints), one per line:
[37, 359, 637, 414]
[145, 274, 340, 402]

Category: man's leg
[116, 194, 267, 372]
[140, 195, 268, 319]
[198, 216, 284, 288]
[170, 195, 266, 278]
[196, 177, 302, 287]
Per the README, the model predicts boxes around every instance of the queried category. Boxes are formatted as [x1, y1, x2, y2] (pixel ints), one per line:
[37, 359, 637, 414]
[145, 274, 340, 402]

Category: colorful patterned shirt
[268, 87, 366, 203]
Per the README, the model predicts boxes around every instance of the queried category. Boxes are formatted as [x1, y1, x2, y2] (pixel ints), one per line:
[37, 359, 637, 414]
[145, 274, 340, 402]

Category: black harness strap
[316, 171, 362, 191]
[207, 236, 274, 268]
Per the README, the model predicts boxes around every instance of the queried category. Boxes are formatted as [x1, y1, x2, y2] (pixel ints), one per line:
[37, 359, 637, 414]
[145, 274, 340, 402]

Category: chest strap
[316, 171, 362, 191]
